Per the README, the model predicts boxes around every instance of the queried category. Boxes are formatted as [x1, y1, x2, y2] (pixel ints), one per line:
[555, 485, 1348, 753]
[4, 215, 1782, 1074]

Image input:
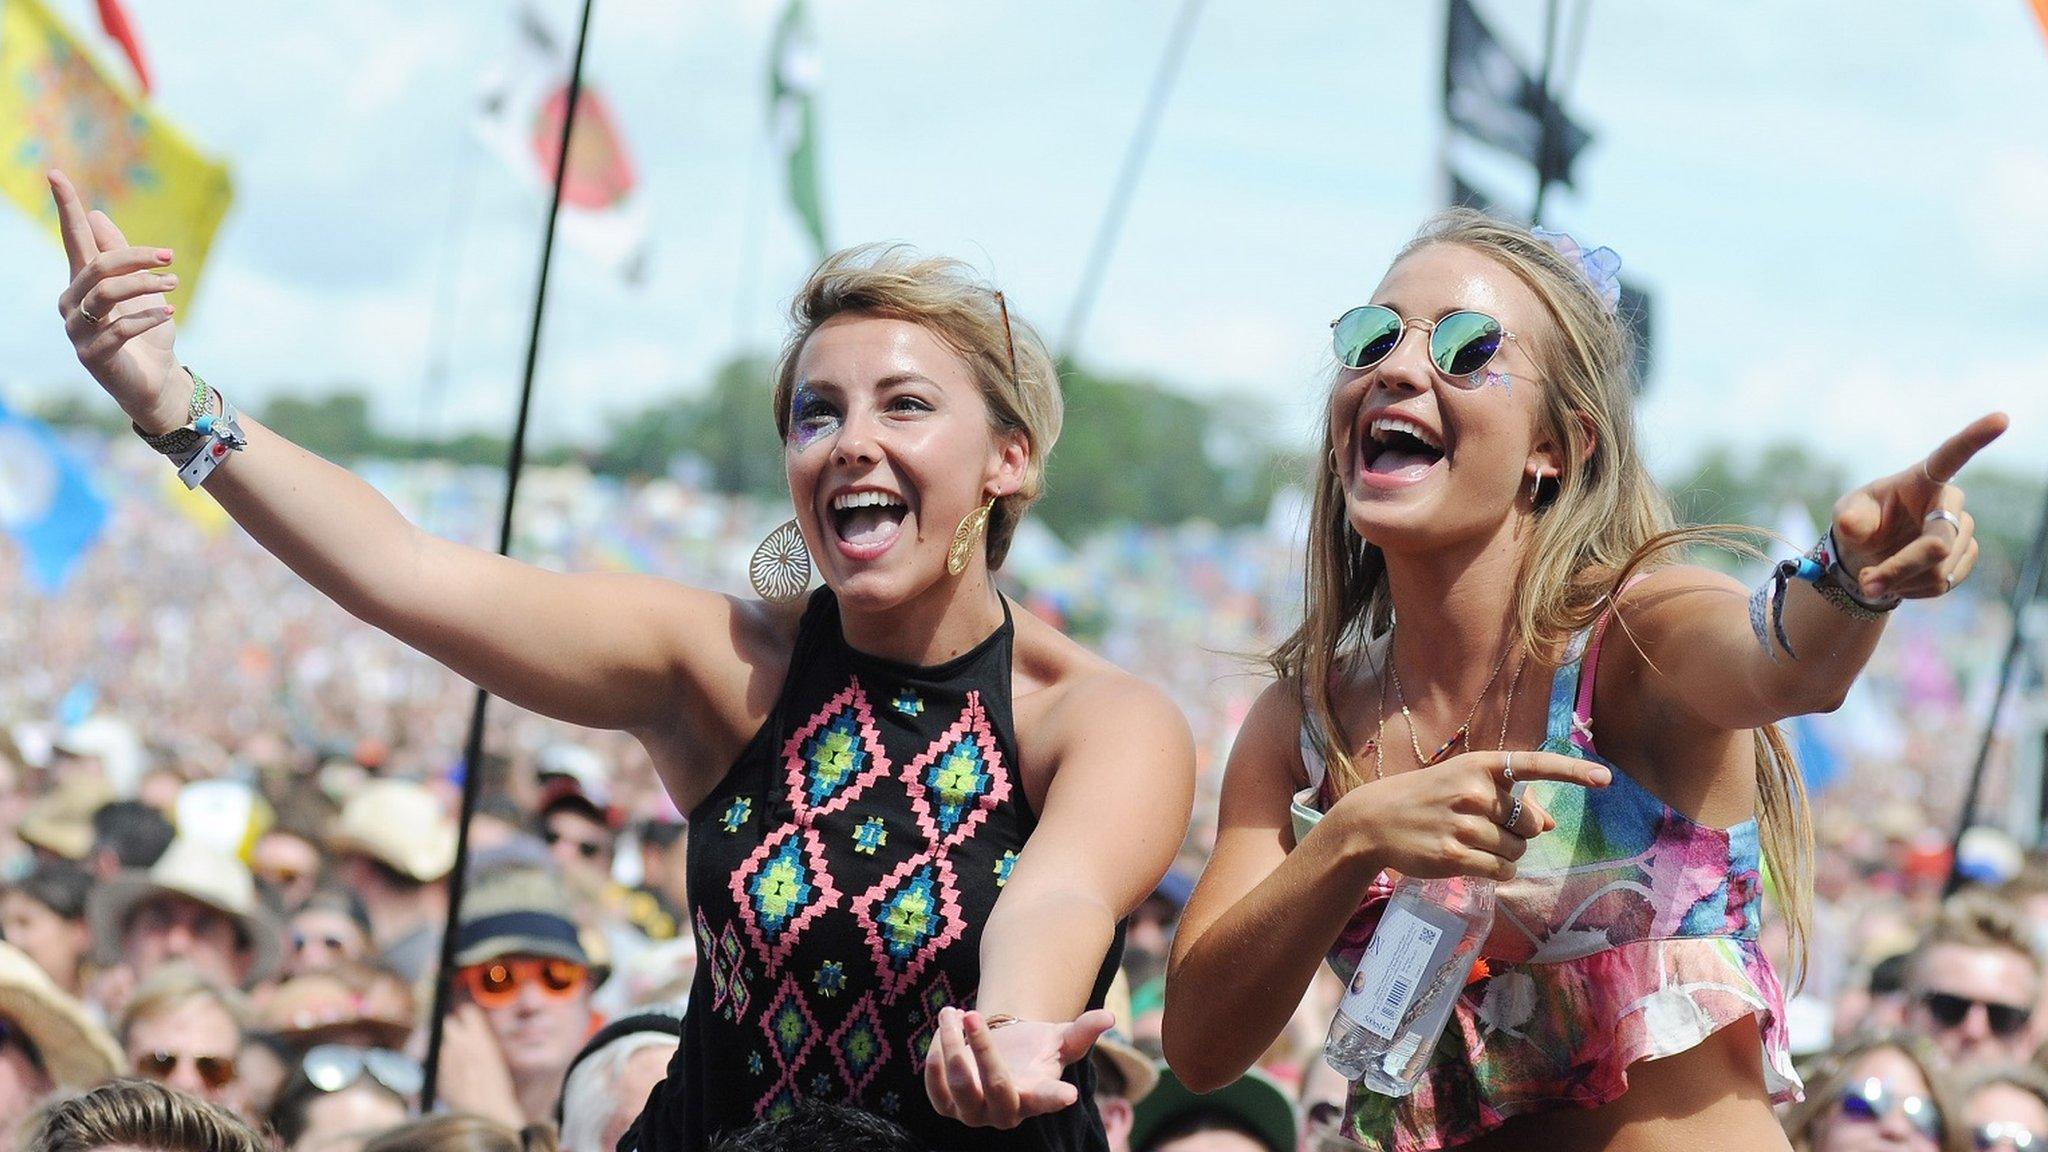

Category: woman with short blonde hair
[48, 173, 1192, 1151]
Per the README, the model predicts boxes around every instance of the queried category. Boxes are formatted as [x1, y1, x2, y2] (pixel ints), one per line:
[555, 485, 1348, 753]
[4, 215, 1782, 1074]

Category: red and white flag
[477, 5, 650, 281]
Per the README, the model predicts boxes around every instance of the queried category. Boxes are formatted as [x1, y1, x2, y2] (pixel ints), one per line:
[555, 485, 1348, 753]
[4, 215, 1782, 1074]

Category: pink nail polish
[155, 249, 173, 264]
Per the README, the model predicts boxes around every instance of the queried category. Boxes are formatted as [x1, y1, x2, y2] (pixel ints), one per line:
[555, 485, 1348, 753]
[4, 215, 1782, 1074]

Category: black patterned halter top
[627, 589, 1119, 1151]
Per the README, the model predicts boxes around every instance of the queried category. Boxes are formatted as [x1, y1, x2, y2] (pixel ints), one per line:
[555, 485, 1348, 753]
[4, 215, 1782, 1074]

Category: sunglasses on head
[1330, 305, 1517, 385]
[1921, 990, 2033, 1037]
[542, 829, 605, 860]
[1839, 1077, 1942, 1140]
[137, 1050, 238, 1091]
[302, 1044, 423, 1097]
[1979, 1121, 2041, 1151]
[457, 956, 588, 1009]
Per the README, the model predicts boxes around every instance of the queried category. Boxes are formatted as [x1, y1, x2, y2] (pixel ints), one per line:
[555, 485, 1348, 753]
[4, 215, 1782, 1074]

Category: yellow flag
[0, 0, 231, 314]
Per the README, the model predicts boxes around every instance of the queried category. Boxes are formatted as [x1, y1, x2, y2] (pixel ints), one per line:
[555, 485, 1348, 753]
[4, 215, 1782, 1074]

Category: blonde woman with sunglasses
[1165, 209, 2005, 1152]
[46, 170, 1191, 1152]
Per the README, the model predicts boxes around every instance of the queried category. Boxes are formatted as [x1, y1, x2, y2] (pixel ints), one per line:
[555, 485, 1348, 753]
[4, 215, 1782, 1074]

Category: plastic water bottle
[1323, 869, 1500, 1095]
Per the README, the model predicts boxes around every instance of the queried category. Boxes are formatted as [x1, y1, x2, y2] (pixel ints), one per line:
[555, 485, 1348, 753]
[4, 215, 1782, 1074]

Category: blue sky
[4, 1, 2046, 485]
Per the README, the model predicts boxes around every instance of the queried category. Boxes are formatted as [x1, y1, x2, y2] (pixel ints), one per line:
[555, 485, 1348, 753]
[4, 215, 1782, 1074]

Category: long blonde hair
[1268, 208, 1812, 980]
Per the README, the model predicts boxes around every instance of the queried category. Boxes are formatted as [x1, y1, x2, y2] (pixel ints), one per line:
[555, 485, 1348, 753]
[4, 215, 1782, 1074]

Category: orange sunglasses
[456, 957, 589, 1009]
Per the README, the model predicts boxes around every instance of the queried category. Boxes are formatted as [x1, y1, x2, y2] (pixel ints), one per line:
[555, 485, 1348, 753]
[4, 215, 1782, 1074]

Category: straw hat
[0, 941, 122, 1089]
[87, 838, 282, 982]
[16, 778, 114, 860]
[1090, 969, 1159, 1104]
[453, 868, 588, 969]
[258, 967, 415, 1052]
[327, 779, 457, 883]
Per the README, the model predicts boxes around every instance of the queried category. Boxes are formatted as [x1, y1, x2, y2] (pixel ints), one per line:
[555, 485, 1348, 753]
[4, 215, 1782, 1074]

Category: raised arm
[48, 170, 749, 742]
[924, 673, 1193, 1129]
[1603, 413, 2007, 733]
[1164, 682, 1611, 1092]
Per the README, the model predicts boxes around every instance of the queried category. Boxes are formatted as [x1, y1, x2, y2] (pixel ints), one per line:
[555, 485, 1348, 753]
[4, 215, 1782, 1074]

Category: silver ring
[1501, 751, 1515, 785]
[1924, 509, 1961, 533]
[1504, 797, 1524, 829]
[77, 302, 103, 325]
[1942, 573, 1954, 594]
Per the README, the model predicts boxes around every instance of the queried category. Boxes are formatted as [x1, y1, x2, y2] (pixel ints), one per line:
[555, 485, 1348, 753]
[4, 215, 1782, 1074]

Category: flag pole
[418, 0, 598, 1110]
[1943, 477, 2048, 897]
[1530, 0, 1561, 222]
[1058, 0, 1205, 365]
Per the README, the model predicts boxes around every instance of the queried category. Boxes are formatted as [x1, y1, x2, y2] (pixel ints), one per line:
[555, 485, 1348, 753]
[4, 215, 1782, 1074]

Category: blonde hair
[1910, 888, 2043, 984]
[1269, 208, 1812, 979]
[771, 244, 1063, 569]
[363, 1114, 554, 1152]
[24, 1079, 267, 1152]
[1780, 1032, 1968, 1152]
[118, 964, 250, 1046]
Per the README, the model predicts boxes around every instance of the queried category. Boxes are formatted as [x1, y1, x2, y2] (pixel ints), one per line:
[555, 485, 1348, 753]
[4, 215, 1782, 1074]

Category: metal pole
[1530, 0, 1561, 223]
[418, 0, 598, 1110]
[1944, 478, 2048, 896]
[1058, 0, 1205, 365]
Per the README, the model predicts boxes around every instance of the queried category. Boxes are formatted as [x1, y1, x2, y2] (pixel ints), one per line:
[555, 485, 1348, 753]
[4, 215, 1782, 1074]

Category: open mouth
[829, 489, 909, 553]
[1361, 415, 1445, 482]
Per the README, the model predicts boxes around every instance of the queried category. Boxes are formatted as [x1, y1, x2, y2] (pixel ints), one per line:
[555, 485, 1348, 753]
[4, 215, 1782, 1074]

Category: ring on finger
[1501, 751, 1515, 785]
[1503, 796, 1524, 829]
[77, 302, 103, 325]
[1923, 509, 1961, 533]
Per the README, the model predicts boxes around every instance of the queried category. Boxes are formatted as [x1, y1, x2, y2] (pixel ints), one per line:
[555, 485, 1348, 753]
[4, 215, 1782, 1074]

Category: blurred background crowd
[0, 435, 2044, 1152]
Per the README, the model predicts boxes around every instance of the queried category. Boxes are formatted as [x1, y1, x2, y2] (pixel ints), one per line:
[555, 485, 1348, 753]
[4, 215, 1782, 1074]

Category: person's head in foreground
[1782, 1032, 1967, 1152]
[22, 1079, 266, 1152]
[1958, 1065, 2048, 1152]
[118, 965, 250, 1119]
[267, 1045, 419, 1152]
[702, 1101, 924, 1152]
[555, 1012, 679, 1152]
[359, 1114, 551, 1152]
[0, 942, 124, 1150]
[1904, 889, 2042, 1069]
[1129, 1066, 1295, 1152]
[769, 243, 1062, 610]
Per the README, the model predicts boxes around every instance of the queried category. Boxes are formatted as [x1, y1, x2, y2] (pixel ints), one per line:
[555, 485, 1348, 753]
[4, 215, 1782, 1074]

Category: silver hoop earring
[1528, 469, 1544, 506]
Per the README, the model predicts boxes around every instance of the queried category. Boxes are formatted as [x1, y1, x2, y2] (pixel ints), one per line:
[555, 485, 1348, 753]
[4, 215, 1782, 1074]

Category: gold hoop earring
[947, 498, 997, 577]
[750, 519, 812, 602]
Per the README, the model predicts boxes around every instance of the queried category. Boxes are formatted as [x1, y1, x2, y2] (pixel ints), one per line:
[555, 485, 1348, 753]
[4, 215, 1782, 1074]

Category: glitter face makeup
[1482, 370, 1513, 395]
[788, 382, 838, 450]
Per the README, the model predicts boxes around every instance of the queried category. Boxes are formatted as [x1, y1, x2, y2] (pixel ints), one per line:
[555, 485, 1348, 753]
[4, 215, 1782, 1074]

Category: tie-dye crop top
[1290, 615, 1802, 1152]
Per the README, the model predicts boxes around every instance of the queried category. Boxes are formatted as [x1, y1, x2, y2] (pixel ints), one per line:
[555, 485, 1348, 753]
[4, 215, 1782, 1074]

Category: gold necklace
[1372, 642, 1527, 778]
[1388, 638, 1514, 769]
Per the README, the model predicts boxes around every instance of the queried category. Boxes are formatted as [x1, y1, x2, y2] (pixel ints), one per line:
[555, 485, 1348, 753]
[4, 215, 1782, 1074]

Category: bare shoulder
[1236, 677, 1311, 788]
[1009, 608, 1190, 756]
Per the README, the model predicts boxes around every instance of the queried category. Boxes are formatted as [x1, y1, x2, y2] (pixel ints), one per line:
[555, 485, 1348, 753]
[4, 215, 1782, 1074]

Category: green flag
[769, 0, 826, 259]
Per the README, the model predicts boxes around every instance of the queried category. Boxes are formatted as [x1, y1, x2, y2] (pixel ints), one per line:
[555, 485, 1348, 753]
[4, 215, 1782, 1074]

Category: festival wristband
[1749, 531, 1898, 658]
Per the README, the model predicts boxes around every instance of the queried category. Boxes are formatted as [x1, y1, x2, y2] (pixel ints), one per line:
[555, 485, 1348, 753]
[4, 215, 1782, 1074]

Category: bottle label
[1343, 905, 1443, 1041]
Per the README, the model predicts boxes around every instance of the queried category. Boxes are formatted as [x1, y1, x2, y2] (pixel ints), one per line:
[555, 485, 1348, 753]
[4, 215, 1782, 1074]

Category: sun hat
[453, 868, 589, 969]
[0, 941, 123, 1088]
[16, 778, 114, 860]
[1130, 1065, 1297, 1152]
[326, 779, 457, 883]
[87, 837, 282, 982]
[257, 965, 415, 1052]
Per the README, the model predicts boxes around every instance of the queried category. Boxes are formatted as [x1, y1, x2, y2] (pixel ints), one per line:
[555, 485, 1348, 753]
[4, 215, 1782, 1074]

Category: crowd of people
[17, 174, 2037, 1151]
[0, 422, 2038, 1152]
